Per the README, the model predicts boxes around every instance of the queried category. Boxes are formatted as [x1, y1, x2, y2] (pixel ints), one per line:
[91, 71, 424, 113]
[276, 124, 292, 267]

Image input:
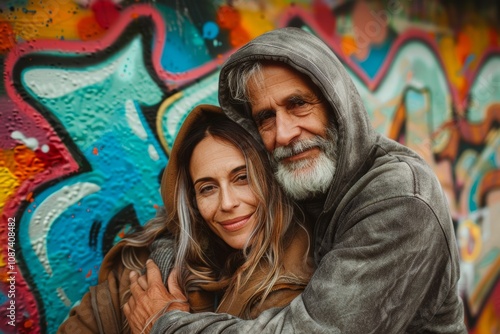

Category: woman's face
[189, 135, 259, 249]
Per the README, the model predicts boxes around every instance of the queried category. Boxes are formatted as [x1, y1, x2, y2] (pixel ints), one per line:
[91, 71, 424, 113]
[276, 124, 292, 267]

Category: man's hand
[123, 260, 189, 334]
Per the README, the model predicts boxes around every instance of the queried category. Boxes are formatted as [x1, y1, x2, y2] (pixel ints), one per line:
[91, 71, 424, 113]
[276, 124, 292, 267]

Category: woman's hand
[123, 260, 189, 334]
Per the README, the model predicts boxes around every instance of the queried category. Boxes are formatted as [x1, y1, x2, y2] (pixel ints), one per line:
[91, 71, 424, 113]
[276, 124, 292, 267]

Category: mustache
[273, 136, 329, 161]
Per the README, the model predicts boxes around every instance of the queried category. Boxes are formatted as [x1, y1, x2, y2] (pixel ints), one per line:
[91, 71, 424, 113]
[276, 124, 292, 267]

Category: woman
[58, 105, 313, 333]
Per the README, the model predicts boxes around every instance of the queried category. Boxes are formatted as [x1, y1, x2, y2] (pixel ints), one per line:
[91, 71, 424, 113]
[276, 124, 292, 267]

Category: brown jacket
[58, 105, 313, 333]
[58, 226, 312, 333]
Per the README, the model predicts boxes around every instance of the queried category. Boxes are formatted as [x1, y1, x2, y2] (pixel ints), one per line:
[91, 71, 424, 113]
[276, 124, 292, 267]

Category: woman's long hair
[120, 110, 309, 318]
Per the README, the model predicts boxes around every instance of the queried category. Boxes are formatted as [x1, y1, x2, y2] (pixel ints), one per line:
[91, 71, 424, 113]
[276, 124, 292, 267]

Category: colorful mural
[0, 0, 499, 333]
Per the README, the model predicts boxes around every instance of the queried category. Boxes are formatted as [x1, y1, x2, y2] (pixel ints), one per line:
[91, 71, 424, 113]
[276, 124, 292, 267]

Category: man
[131, 27, 466, 333]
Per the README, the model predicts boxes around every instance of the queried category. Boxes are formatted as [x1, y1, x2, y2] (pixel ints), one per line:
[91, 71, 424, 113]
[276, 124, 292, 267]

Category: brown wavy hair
[121, 109, 309, 319]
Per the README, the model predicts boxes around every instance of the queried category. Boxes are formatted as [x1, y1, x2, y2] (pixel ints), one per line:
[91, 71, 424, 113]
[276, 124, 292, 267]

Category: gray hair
[226, 61, 264, 104]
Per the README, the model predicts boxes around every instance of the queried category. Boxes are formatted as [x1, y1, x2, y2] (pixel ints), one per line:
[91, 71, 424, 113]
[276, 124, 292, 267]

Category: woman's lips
[219, 214, 252, 232]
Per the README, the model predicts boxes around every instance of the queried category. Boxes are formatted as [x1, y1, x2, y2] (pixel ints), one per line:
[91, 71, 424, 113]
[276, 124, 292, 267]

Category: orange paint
[456, 31, 472, 64]
[24, 319, 33, 328]
[77, 16, 107, 41]
[7, 145, 46, 183]
[341, 36, 357, 57]
[0, 21, 16, 54]
[93, 147, 99, 155]
[229, 25, 250, 48]
[216, 6, 240, 30]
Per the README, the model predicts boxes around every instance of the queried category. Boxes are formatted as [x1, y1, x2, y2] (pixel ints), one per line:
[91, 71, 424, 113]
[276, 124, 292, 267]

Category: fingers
[137, 274, 148, 290]
[129, 270, 143, 297]
[123, 300, 130, 316]
[167, 268, 186, 301]
[129, 260, 164, 299]
[123, 291, 135, 317]
[145, 259, 163, 285]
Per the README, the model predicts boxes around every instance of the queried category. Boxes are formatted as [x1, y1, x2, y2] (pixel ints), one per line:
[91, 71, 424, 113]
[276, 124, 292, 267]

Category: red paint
[91, 0, 121, 30]
[86, 269, 92, 278]
[488, 28, 499, 47]
[313, 0, 336, 36]
[216, 5, 240, 30]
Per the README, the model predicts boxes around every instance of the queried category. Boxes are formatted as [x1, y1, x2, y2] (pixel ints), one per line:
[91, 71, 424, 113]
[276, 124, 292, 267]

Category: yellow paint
[0, 0, 90, 41]
[0, 166, 20, 212]
[475, 301, 500, 334]
[239, 9, 275, 39]
[0, 162, 20, 269]
[464, 23, 489, 71]
[438, 35, 465, 104]
[458, 219, 482, 262]
[156, 91, 183, 155]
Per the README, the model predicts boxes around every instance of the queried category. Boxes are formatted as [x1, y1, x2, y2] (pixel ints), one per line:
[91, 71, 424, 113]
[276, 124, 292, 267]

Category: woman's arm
[57, 270, 123, 334]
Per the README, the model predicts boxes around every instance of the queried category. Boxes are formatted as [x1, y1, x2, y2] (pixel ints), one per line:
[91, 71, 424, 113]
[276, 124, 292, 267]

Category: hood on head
[161, 104, 224, 217]
[218, 27, 376, 208]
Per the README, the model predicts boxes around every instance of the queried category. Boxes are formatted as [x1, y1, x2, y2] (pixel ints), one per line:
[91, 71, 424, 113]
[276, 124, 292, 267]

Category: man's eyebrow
[288, 91, 319, 102]
[252, 109, 274, 123]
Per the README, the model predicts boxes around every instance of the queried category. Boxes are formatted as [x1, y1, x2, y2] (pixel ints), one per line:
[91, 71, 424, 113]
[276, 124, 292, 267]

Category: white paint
[165, 71, 219, 142]
[23, 38, 142, 99]
[11, 130, 39, 150]
[125, 99, 148, 140]
[148, 144, 159, 161]
[29, 182, 101, 275]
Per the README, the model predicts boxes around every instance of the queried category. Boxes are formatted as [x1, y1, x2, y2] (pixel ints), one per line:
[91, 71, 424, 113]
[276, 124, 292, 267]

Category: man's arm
[150, 196, 464, 333]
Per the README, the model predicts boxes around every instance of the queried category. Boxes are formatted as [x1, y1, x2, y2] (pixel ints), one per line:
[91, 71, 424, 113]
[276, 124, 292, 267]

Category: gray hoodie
[152, 27, 466, 333]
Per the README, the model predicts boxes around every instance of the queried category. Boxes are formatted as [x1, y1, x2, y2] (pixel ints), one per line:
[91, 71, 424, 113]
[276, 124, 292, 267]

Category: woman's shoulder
[98, 241, 150, 283]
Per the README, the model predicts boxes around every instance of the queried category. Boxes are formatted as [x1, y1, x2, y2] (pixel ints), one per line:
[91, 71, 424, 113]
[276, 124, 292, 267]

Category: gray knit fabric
[149, 237, 175, 285]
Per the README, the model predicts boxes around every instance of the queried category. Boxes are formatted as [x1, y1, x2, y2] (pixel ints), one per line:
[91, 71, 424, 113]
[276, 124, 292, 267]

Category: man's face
[248, 62, 330, 154]
[247, 62, 337, 200]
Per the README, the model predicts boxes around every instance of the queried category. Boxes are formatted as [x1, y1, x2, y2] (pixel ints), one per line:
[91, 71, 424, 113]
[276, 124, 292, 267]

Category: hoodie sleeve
[150, 196, 466, 334]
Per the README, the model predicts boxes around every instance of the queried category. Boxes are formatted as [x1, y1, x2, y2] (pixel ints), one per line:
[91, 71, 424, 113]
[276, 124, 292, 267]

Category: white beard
[273, 128, 337, 201]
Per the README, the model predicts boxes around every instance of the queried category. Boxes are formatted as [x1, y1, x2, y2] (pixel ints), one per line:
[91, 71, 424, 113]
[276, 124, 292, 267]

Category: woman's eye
[235, 174, 248, 183]
[199, 185, 215, 195]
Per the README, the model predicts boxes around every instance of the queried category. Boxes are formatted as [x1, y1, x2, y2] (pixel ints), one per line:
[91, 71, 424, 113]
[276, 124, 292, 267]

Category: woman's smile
[190, 135, 259, 249]
[218, 213, 254, 232]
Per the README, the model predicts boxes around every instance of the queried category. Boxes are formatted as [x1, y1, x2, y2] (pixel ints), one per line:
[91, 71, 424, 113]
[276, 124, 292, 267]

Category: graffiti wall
[0, 0, 499, 333]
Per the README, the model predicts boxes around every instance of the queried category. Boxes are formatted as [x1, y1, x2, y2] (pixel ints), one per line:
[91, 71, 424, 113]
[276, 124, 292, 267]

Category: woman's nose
[219, 186, 239, 211]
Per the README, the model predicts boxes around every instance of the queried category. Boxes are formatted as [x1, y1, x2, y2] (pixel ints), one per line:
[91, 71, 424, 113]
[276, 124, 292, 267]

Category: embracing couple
[59, 28, 466, 334]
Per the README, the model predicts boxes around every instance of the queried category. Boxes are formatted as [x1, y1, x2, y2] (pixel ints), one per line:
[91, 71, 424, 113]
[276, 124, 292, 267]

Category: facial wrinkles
[248, 64, 330, 155]
[273, 136, 329, 161]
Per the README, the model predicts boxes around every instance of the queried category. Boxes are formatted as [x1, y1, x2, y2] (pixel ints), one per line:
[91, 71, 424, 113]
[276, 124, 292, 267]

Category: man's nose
[219, 186, 239, 211]
[275, 111, 301, 147]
